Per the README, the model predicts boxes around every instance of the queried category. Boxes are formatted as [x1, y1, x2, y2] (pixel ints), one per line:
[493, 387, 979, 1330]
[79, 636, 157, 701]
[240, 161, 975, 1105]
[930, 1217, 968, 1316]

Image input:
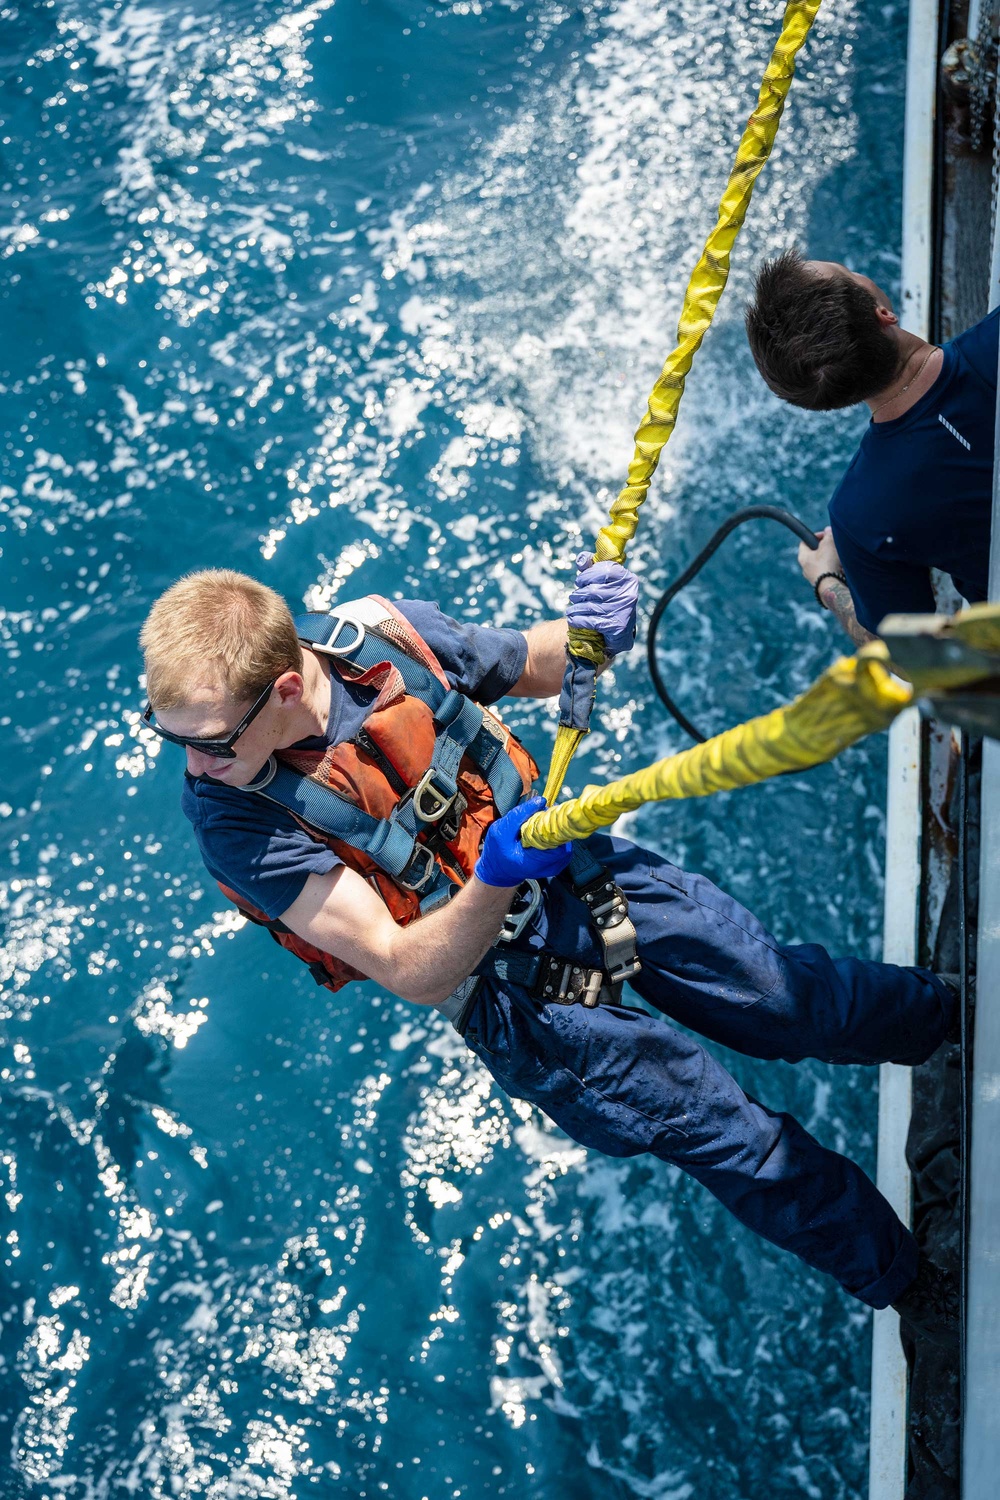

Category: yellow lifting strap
[593, 0, 823, 568]
[524, 646, 912, 849]
[524, 602, 1000, 850]
[545, 0, 823, 806]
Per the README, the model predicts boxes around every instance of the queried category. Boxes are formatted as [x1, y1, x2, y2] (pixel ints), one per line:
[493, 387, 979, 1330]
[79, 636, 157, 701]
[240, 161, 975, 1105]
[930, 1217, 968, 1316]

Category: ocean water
[0, 2, 908, 1496]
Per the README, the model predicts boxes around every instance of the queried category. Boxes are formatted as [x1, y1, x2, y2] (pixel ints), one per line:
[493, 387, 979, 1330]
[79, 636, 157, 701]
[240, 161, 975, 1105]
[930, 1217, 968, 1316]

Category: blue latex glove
[566, 552, 640, 658]
[475, 796, 573, 888]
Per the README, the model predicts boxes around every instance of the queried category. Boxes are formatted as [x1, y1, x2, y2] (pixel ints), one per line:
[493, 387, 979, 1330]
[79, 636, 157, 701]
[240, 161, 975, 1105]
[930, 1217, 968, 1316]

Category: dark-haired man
[745, 249, 996, 642]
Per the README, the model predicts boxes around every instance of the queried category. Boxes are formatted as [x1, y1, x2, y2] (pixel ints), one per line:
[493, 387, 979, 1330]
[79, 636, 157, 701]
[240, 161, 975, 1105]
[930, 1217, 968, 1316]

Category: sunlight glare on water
[1, 0, 905, 1494]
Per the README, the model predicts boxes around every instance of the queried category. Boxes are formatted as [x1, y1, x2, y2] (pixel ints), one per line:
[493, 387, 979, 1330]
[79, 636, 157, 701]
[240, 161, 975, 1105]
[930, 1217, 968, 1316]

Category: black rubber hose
[646, 505, 820, 743]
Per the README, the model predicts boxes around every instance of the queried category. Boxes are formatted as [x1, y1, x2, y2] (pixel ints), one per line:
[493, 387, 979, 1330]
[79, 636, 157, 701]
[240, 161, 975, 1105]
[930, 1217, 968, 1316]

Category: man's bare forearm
[817, 578, 877, 649]
[387, 876, 516, 1005]
[508, 619, 569, 698]
[283, 864, 517, 1008]
[509, 617, 617, 699]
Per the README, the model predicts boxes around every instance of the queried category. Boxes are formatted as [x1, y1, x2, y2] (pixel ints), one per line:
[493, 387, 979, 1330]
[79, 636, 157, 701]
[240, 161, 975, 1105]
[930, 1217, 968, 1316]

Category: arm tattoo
[818, 578, 877, 649]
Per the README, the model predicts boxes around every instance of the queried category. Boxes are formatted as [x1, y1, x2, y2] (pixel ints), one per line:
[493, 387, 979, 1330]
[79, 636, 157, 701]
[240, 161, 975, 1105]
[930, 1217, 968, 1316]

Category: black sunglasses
[142, 679, 276, 759]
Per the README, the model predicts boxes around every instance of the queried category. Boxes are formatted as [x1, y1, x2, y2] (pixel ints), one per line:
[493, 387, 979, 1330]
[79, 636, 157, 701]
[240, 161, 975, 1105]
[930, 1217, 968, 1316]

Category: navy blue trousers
[463, 836, 954, 1308]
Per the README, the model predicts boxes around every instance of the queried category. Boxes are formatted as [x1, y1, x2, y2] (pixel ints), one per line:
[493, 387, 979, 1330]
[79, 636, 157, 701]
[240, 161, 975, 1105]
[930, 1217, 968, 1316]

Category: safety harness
[255, 598, 525, 908]
[466, 841, 640, 1018]
[220, 596, 639, 1026]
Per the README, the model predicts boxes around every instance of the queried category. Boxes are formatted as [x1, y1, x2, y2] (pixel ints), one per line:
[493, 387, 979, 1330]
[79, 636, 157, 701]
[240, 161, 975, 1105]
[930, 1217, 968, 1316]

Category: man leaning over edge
[744, 249, 995, 643]
[140, 562, 958, 1340]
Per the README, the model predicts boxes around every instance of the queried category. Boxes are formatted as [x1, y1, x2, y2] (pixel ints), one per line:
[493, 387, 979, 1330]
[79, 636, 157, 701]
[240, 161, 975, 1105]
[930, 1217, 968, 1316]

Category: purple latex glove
[566, 552, 640, 657]
[474, 797, 573, 888]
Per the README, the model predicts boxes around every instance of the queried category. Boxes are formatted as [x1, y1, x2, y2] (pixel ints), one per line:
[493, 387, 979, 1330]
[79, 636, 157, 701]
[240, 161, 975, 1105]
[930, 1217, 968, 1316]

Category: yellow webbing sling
[544, 0, 824, 807]
[523, 603, 1000, 850]
[524, 646, 912, 849]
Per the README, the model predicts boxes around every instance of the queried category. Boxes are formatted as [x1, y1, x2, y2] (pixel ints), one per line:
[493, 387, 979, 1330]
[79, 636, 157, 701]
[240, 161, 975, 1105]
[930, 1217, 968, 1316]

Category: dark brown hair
[745, 249, 902, 410]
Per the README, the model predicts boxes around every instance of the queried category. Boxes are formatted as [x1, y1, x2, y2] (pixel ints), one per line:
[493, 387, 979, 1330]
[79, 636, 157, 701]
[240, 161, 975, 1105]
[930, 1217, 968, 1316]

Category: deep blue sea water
[1, 2, 908, 1495]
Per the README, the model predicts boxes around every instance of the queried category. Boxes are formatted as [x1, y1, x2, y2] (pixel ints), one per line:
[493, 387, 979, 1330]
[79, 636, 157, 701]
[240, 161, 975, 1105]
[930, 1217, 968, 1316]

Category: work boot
[891, 1255, 959, 1346]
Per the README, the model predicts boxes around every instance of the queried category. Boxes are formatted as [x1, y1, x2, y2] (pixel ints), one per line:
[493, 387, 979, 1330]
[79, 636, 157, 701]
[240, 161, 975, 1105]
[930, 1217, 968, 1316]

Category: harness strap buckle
[533, 955, 607, 1007]
[579, 969, 605, 1007]
[575, 875, 628, 924]
[396, 842, 438, 892]
[602, 919, 642, 984]
[417, 791, 468, 850]
[411, 766, 460, 823]
[436, 792, 467, 844]
[477, 709, 510, 752]
[571, 869, 642, 984]
[589, 896, 630, 926]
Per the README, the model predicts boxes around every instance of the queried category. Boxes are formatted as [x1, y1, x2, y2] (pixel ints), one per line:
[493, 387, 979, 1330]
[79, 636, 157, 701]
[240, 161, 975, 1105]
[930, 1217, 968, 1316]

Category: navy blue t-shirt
[181, 601, 528, 919]
[828, 307, 997, 634]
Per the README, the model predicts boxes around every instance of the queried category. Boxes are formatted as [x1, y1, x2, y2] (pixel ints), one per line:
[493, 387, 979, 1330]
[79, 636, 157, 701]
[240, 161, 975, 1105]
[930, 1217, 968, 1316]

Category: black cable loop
[646, 505, 820, 743]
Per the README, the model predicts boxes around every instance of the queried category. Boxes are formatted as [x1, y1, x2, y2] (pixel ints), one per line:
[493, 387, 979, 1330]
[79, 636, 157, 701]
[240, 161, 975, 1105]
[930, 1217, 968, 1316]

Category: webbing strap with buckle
[244, 758, 445, 895]
[565, 842, 641, 985]
[475, 949, 620, 1008]
[296, 609, 443, 700]
[295, 609, 525, 816]
[241, 609, 529, 900]
[533, 955, 612, 1007]
[389, 689, 483, 846]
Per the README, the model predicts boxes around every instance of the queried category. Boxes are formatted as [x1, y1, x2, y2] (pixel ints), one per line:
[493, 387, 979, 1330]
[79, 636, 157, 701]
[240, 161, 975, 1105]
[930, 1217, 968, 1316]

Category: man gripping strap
[139, 562, 958, 1340]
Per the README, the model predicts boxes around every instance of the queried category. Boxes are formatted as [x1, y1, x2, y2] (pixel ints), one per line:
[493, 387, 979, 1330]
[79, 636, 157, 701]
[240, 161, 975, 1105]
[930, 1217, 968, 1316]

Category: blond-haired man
[141, 567, 957, 1336]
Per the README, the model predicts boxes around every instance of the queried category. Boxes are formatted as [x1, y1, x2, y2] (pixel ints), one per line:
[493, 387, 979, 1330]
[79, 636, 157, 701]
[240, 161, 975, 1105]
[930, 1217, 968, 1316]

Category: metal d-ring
[321, 612, 367, 657]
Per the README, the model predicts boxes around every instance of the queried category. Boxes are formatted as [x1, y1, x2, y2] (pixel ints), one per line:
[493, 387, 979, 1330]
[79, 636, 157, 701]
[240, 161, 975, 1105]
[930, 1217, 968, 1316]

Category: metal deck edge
[868, 2, 939, 1497]
[961, 141, 1000, 1499]
[870, 712, 921, 1500]
[964, 743, 1000, 1498]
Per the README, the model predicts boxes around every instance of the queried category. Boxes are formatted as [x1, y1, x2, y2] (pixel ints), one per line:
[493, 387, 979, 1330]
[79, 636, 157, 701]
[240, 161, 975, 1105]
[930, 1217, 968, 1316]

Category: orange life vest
[218, 597, 538, 992]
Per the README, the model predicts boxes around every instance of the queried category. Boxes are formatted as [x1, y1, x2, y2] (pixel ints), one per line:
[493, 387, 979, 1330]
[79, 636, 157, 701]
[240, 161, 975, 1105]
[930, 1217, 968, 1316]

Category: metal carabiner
[496, 879, 542, 943]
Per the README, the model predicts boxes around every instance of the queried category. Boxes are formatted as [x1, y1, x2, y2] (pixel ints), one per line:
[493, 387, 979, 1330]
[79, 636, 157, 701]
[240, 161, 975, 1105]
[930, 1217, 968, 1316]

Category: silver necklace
[870, 345, 938, 417]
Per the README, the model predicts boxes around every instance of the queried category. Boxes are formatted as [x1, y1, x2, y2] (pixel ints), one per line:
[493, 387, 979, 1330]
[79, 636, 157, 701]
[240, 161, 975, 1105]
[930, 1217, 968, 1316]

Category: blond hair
[140, 569, 303, 711]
